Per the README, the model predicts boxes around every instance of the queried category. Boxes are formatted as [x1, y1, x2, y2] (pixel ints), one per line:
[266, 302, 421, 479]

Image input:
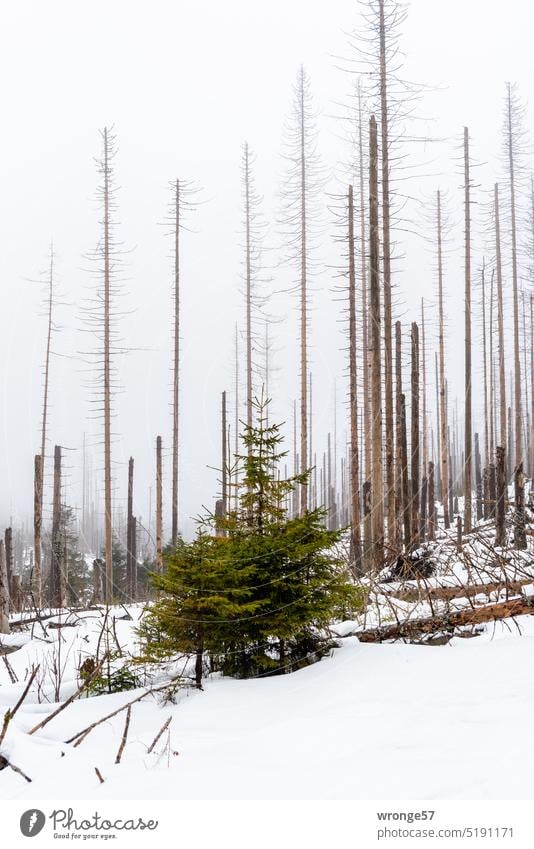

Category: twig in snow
[114, 705, 131, 764]
[28, 653, 109, 736]
[0, 665, 39, 746]
[66, 682, 174, 747]
[147, 715, 173, 754]
[0, 754, 32, 782]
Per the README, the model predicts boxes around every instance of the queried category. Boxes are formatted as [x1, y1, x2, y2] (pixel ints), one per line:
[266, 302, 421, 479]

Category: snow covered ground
[1, 606, 534, 800]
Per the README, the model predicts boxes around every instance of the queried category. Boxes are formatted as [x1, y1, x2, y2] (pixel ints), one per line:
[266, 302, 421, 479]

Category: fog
[1, 0, 532, 543]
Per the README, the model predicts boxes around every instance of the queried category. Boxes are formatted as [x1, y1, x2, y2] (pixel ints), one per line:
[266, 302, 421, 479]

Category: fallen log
[387, 578, 532, 603]
[356, 597, 534, 643]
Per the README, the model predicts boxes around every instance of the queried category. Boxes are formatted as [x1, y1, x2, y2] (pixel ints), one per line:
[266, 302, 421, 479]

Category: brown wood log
[357, 596, 534, 643]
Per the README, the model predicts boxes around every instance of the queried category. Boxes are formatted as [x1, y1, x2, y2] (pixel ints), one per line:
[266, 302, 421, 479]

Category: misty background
[0, 0, 532, 544]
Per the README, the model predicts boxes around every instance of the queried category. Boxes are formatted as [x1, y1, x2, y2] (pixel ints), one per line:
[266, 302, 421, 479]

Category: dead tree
[84, 128, 125, 603]
[358, 83, 372, 567]
[241, 144, 265, 440]
[420, 300, 428, 539]
[131, 516, 137, 599]
[280, 66, 322, 515]
[0, 541, 9, 633]
[347, 185, 362, 570]
[376, 0, 396, 555]
[410, 322, 420, 550]
[436, 191, 450, 528]
[4, 528, 13, 603]
[126, 457, 134, 598]
[474, 432, 483, 522]
[155, 436, 163, 573]
[503, 85, 527, 549]
[34, 244, 56, 607]
[399, 393, 410, 548]
[369, 115, 384, 569]
[33, 454, 43, 605]
[494, 184, 507, 461]
[50, 446, 66, 609]
[495, 445, 506, 547]
[463, 127, 473, 534]
[92, 559, 103, 604]
[394, 321, 403, 549]
[427, 461, 435, 541]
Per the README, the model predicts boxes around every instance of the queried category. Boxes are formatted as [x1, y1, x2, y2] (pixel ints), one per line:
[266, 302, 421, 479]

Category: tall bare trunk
[102, 128, 113, 604]
[494, 184, 507, 460]
[348, 185, 362, 571]
[463, 127, 473, 534]
[436, 191, 450, 528]
[126, 457, 134, 598]
[50, 445, 65, 609]
[505, 85, 523, 474]
[33, 454, 42, 606]
[410, 322, 420, 550]
[155, 435, 163, 573]
[428, 461, 435, 541]
[298, 69, 309, 515]
[369, 115, 384, 569]
[394, 321, 403, 549]
[0, 541, 9, 633]
[358, 83, 372, 567]
[171, 179, 181, 546]
[378, 0, 395, 555]
[495, 445, 506, 546]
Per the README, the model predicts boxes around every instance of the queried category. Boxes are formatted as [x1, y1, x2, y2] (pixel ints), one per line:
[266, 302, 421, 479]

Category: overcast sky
[1, 0, 533, 544]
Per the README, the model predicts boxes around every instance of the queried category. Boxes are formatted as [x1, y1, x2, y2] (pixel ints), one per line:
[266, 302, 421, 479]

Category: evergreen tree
[140, 395, 362, 685]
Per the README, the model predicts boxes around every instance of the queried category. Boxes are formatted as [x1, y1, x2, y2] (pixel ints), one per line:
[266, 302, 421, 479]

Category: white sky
[1, 0, 533, 543]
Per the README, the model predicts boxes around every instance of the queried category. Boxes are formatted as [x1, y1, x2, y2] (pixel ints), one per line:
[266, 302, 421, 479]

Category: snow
[2, 606, 534, 800]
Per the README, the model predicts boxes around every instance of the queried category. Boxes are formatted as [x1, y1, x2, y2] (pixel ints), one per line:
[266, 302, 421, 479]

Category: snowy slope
[1, 609, 534, 800]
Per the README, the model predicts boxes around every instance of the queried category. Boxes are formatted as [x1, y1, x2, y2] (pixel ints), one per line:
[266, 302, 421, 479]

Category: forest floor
[1, 519, 534, 800]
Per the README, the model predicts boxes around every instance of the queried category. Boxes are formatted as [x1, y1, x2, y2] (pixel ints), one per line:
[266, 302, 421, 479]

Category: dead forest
[1, 0, 534, 647]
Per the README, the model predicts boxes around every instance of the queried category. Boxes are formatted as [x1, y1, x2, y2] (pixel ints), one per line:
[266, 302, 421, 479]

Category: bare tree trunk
[171, 179, 181, 546]
[427, 461, 435, 541]
[0, 541, 9, 633]
[475, 432, 483, 522]
[221, 390, 228, 534]
[243, 146, 254, 443]
[420, 299, 428, 541]
[358, 83, 372, 568]
[378, 0, 395, 557]
[348, 185, 362, 571]
[521, 291, 530, 477]
[437, 191, 450, 528]
[102, 128, 113, 604]
[495, 445, 506, 547]
[126, 457, 134, 598]
[410, 322, 420, 550]
[463, 127, 473, 534]
[131, 516, 137, 599]
[92, 559, 102, 604]
[505, 84, 523, 476]
[400, 393, 411, 550]
[4, 528, 13, 605]
[298, 68, 309, 515]
[369, 115, 384, 569]
[33, 454, 42, 606]
[394, 321, 403, 550]
[494, 184, 507, 460]
[481, 263, 490, 473]
[155, 436, 163, 573]
[50, 446, 66, 609]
